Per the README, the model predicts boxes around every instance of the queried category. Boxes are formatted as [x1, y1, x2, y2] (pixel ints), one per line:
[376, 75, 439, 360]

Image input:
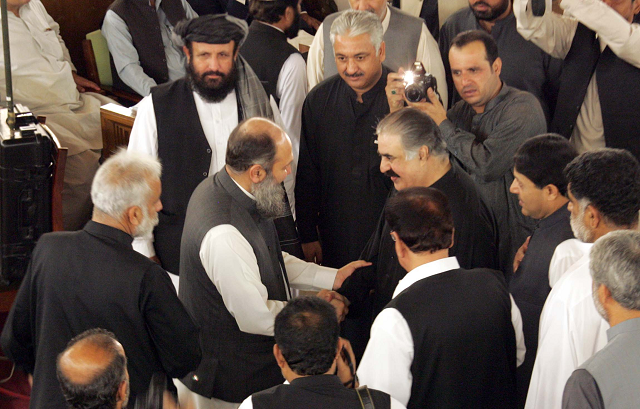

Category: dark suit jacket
[0, 221, 201, 409]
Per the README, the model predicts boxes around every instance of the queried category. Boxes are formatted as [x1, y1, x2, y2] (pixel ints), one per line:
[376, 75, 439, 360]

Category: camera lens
[405, 85, 424, 103]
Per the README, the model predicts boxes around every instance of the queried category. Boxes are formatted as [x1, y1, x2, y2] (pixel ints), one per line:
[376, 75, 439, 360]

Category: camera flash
[403, 71, 414, 84]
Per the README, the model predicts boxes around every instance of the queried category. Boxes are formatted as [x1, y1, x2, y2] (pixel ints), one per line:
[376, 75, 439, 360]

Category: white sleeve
[510, 294, 526, 367]
[513, 0, 578, 59]
[282, 252, 337, 291]
[307, 23, 326, 90]
[128, 95, 158, 258]
[357, 308, 414, 407]
[200, 225, 287, 336]
[415, 23, 448, 108]
[548, 240, 582, 288]
[238, 396, 253, 409]
[524, 291, 575, 409]
[561, 0, 640, 68]
[102, 10, 157, 96]
[276, 53, 307, 159]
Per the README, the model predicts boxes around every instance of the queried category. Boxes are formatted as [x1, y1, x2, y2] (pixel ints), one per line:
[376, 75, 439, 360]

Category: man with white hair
[296, 10, 393, 269]
[1, 150, 202, 409]
[525, 149, 640, 409]
[562, 230, 640, 408]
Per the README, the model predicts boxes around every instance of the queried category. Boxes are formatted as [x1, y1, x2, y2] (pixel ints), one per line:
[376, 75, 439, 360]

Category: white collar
[381, 5, 391, 33]
[392, 256, 460, 298]
[257, 20, 285, 34]
[230, 175, 256, 200]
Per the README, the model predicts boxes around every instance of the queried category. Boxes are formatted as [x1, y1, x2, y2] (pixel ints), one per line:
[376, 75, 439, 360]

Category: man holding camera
[387, 29, 546, 277]
[295, 10, 393, 269]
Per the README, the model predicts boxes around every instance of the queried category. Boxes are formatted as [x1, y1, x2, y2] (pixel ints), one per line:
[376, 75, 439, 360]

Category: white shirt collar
[257, 20, 285, 34]
[381, 5, 391, 34]
[230, 174, 256, 200]
[392, 256, 460, 298]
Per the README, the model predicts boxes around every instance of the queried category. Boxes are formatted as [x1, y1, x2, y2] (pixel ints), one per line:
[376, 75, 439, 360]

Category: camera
[404, 62, 438, 103]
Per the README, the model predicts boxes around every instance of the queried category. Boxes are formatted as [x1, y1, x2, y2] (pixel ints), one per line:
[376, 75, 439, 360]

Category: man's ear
[492, 57, 502, 77]
[379, 41, 386, 64]
[598, 283, 612, 309]
[116, 379, 128, 404]
[284, 5, 295, 24]
[248, 164, 267, 184]
[449, 228, 455, 249]
[585, 204, 602, 229]
[633, 0, 640, 18]
[418, 145, 430, 162]
[126, 206, 143, 228]
[183, 45, 191, 59]
[273, 344, 287, 369]
[543, 184, 560, 201]
[393, 233, 408, 260]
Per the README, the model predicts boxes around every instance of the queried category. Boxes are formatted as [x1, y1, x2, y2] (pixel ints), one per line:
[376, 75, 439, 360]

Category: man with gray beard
[524, 149, 640, 409]
[177, 117, 369, 409]
[1, 150, 201, 409]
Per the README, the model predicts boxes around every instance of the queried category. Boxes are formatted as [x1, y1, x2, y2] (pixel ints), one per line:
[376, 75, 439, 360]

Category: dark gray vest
[109, 0, 186, 85]
[551, 23, 640, 160]
[322, 7, 421, 78]
[179, 168, 289, 402]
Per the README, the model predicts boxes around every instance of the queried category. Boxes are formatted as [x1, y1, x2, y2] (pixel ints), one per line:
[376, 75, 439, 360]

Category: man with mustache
[337, 108, 502, 359]
[296, 10, 393, 269]
[128, 14, 290, 275]
[524, 149, 640, 409]
[438, 0, 562, 121]
[178, 117, 368, 409]
[306, 0, 447, 106]
[1, 150, 202, 409]
[389, 29, 547, 278]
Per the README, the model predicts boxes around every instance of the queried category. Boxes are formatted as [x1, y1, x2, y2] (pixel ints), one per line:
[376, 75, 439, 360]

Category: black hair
[385, 187, 454, 253]
[226, 119, 277, 173]
[274, 297, 340, 376]
[450, 29, 499, 65]
[565, 149, 640, 227]
[56, 329, 127, 409]
[513, 133, 578, 196]
[250, 0, 299, 23]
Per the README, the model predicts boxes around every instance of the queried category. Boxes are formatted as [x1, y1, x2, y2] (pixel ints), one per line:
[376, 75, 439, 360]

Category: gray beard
[252, 173, 285, 219]
[134, 205, 159, 238]
[570, 206, 594, 243]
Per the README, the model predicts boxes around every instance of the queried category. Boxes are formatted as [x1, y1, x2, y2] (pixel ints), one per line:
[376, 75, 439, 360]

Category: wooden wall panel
[41, 0, 115, 77]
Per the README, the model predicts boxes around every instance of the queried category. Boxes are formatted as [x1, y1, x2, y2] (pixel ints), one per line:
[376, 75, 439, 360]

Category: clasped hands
[386, 68, 448, 125]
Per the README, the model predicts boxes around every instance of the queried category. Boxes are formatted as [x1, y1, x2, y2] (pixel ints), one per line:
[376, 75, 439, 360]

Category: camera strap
[355, 385, 376, 409]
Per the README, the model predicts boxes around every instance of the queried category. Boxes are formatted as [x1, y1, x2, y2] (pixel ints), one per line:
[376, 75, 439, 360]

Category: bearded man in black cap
[128, 14, 300, 276]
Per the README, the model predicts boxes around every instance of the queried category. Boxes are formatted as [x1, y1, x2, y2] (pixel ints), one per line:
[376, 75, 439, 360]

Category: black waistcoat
[551, 23, 640, 159]
[240, 21, 300, 106]
[179, 168, 289, 402]
[109, 0, 186, 85]
[388, 268, 516, 409]
[252, 375, 391, 409]
[151, 78, 210, 274]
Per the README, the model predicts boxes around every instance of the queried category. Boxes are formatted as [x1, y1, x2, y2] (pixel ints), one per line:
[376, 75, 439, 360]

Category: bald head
[226, 117, 289, 175]
[57, 329, 128, 409]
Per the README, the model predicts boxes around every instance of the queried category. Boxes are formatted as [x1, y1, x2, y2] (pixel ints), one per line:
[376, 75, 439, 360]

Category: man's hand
[302, 241, 323, 264]
[386, 69, 406, 113]
[513, 236, 531, 273]
[333, 260, 372, 290]
[301, 12, 321, 30]
[336, 338, 359, 387]
[407, 88, 448, 125]
[72, 72, 101, 93]
[317, 290, 350, 321]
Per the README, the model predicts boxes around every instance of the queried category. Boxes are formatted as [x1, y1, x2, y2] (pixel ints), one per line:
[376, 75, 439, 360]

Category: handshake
[317, 289, 350, 322]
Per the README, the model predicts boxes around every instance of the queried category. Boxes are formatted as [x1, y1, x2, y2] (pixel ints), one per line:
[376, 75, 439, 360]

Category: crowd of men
[1, 0, 639, 408]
